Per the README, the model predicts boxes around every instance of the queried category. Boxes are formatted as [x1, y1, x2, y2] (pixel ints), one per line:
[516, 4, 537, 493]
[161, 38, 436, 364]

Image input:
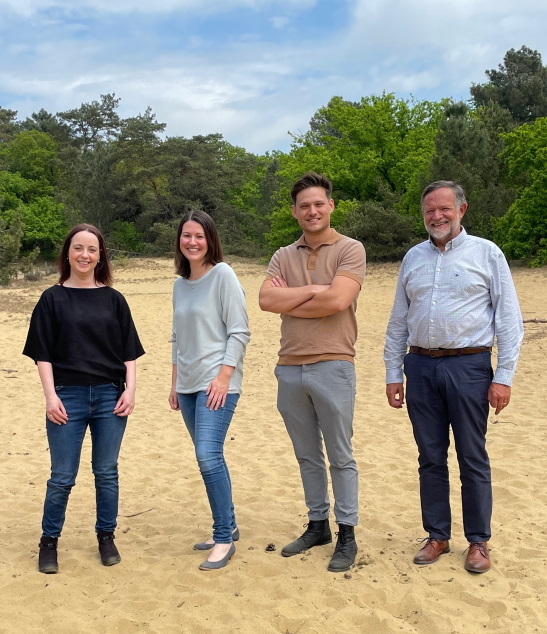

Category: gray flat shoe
[193, 527, 240, 551]
[199, 542, 235, 571]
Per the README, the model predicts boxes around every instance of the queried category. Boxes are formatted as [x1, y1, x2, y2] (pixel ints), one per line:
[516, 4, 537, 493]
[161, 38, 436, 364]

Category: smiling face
[68, 231, 100, 277]
[179, 220, 208, 266]
[291, 186, 335, 238]
[422, 187, 467, 250]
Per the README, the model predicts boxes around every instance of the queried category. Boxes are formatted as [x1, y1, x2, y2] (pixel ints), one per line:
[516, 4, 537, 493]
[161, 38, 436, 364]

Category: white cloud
[270, 16, 290, 28]
[343, 0, 547, 99]
[0, 0, 316, 17]
[1, 0, 546, 153]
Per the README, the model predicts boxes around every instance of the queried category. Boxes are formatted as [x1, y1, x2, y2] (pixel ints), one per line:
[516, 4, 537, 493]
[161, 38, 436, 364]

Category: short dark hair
[57, 224, 112, 286]
[421, 180, 467, 210]
[291, 172, 333, 204]
[174, 210, 224, 278]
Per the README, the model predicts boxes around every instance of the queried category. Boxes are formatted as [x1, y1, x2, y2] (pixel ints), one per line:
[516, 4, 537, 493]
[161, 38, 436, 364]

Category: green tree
[266, 94, 444, 253]
[109, 220, 144, 252]
[21, 109, 72, 146]
[0, 208, 41, 285]
[225, 152, 284, 255]
[0, 129, 60, 185]
[57, 104, 165, 236]
[112, 107, 168, 225]
[0, 107, 19, 143]
[287, 94, 445, 203]
[471, 46, 547, 123]
[495, 117, 547, 265]
[138, 134, 260, 254]
[338, 200, 419, 261]
[58, 93, 121, 151]
[0, 210, 24, 284]
[427, 102, 516, 239]
[58, 140, 120, 231]
[0, 131, 67, 256]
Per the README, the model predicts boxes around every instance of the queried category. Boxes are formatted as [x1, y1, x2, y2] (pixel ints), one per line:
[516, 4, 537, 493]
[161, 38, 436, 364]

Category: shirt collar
[296, 228, 341, 249]
[428, 226, 467, 251]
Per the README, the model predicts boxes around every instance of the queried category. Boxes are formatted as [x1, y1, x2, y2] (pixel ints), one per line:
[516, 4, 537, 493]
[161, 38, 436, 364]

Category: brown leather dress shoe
[464, 542, 490, 573]
[413, 538, 450, 565]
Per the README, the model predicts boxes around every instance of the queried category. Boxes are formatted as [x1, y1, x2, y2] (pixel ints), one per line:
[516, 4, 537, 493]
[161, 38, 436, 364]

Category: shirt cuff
[492, 367, 514, 386]
[222, 355, 239, 368]
[386, 368, 404, 384]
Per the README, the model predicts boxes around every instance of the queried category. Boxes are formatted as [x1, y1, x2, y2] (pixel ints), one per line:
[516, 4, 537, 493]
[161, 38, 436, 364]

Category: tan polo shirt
[266, 230, 366, 365]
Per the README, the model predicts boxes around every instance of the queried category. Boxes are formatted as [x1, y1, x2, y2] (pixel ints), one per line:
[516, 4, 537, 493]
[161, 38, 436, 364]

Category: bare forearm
[288, 276, 361, 318]
[287, 288, 351, 318]
[37, 361, 56, 397]
[259, 285, 321, 314]
[217, 364, 234, 381]
[168, 364, 179, 410]
[37, 361, 68, 424]
[171, 364, 178, 389]
[124, 360, 136, 393]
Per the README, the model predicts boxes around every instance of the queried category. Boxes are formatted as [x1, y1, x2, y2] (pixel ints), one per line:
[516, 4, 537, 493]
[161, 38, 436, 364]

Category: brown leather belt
[409, 346, 492, 358]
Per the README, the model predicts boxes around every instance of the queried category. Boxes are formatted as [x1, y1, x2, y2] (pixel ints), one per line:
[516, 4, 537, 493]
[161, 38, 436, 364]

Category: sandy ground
[0, 258, 546, 634]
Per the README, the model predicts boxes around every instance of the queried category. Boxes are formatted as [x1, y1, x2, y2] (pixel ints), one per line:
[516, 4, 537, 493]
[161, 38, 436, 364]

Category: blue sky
[1, 0, 546, 154]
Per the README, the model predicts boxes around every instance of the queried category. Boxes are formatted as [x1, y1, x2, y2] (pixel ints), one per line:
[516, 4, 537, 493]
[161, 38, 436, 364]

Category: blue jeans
[42, 384, 127, 538]
[177, 392, 239, 544]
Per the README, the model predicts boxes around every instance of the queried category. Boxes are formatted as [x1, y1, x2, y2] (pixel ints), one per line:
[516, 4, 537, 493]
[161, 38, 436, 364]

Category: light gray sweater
[171, 262, 250, 394]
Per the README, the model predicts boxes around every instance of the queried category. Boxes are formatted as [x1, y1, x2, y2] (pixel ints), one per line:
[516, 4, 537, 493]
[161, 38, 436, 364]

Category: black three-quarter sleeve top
[23, 285, 145, 386]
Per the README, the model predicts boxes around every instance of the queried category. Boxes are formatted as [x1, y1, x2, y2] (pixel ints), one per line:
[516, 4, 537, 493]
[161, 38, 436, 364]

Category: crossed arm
[259, 275, 361, 318]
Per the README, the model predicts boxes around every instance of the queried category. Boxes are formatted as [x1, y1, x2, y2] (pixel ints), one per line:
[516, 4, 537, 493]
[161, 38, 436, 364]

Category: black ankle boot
[97, 531, 121, 566]
[281, 519, 332, 557]
[38, 536, 58, 574]
[327, 524, 357, 572]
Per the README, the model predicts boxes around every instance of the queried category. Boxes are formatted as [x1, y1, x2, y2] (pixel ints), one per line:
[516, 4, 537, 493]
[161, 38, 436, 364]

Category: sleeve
[171, 284, 178, 364]
[22, 291, 56, 363]
[489, 248, 523, 385]
[265, 249, 282, 280]
[335, 240, 366, 285]
[384, 259, 411, 384]
[116, 292, 145, 361]
[219, 266, 250, 368]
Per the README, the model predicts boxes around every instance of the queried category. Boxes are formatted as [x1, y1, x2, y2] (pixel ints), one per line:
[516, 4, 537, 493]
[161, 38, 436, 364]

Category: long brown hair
[174, 210, 224, 278]
[57, 224, 113, 286]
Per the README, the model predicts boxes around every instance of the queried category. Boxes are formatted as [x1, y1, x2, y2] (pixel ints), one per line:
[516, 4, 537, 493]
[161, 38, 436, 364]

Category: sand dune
[0, 258, 545, 634]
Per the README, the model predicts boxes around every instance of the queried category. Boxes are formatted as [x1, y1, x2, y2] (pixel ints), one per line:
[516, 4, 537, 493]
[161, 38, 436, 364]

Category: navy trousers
[404, 351, 493, 542]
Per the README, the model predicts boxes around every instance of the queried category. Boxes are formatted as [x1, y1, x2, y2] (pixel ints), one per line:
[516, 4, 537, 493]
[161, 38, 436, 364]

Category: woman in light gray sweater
[168, 210, 250, 570]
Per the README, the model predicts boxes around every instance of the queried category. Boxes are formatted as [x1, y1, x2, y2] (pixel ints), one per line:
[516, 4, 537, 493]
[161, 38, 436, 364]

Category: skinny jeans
[42, 383, 126, 537]
[177, 392, 239, 544]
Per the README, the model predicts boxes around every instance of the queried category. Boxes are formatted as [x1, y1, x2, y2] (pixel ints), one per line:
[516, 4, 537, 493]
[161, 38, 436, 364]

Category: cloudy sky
[1, 0, 546, 154]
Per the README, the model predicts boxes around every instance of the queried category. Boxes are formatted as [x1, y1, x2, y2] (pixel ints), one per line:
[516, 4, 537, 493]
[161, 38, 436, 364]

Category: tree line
[1, 45, 546, 283]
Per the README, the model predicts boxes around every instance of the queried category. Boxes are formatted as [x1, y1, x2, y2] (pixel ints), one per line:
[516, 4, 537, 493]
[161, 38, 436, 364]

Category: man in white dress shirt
[384, 181, 523, 573]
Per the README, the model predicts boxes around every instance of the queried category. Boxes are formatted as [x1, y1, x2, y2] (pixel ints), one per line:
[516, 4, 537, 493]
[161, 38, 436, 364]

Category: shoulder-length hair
[174, 210, 224, 278]
[57, 224, 113, 286]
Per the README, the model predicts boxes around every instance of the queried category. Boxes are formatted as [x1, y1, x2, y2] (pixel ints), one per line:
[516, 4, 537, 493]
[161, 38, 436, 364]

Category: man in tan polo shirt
[259, 172, 366, 572]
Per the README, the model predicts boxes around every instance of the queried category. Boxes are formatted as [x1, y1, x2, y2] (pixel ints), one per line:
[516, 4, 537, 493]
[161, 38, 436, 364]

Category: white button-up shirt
[384, 228, 523, 386]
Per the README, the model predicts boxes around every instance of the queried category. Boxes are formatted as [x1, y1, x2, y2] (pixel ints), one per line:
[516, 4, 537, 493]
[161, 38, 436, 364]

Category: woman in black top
[23, 224, 144, 574]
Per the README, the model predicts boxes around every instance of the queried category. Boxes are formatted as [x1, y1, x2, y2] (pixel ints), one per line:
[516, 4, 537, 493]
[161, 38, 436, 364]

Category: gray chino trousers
[274, 360, 359, 526]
